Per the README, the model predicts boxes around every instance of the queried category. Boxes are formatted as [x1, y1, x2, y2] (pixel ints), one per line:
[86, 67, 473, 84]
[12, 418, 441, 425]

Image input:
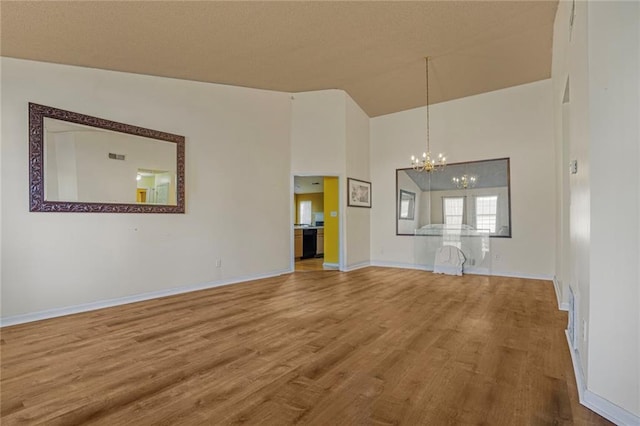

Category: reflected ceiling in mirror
[396, 158, 511, 237]
[29, 103, 185, 213]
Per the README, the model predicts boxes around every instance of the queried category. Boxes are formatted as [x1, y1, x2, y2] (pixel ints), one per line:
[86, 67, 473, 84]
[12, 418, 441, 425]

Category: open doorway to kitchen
[293, 175, 340, 272]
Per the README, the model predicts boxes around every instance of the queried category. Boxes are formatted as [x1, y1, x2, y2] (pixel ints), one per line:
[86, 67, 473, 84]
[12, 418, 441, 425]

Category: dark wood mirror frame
[29, 103, 185, 213]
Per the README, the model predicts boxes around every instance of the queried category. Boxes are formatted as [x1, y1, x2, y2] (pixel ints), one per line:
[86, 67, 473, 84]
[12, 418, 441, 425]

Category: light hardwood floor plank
[1, 267, 611, 425]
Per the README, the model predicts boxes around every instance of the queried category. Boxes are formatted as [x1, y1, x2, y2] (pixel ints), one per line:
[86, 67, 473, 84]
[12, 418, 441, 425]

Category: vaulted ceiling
[1, 1, 558, 117]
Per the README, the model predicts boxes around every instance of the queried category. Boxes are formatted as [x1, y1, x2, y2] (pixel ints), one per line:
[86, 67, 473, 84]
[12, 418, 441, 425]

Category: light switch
[569, 160, 578, 174]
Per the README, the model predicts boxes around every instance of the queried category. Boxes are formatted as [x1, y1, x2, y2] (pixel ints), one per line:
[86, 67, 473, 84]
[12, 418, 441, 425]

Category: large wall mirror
[396, 158, 511, 237]
[29, 103, 185, 213]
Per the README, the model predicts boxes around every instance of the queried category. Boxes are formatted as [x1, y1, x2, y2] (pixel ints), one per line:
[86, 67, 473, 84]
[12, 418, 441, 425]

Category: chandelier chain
[426, 57, 430, 153]
[409, 56, 446, 173]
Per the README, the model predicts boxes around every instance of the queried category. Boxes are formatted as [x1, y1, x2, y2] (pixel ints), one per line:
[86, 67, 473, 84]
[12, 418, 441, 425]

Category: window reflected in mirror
[396, 158, 511, 237]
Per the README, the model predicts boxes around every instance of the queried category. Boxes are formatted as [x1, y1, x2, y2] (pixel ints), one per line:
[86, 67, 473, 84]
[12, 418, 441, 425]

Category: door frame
[290, 173, 345, 272]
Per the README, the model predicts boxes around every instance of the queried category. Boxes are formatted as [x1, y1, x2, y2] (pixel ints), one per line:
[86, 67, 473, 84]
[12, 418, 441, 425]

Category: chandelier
[411, 57, 446, 172]
[452, 174, 477, 189]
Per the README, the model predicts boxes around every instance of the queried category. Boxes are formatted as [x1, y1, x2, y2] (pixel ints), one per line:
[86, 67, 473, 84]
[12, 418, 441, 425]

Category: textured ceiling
[0, 1, 558, 117]
[403, 158, 509, 191]
[294, 176, 325, 194]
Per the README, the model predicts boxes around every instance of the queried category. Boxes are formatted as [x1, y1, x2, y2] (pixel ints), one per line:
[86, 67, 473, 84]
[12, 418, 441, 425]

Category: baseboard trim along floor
[1, 268, 291, 327]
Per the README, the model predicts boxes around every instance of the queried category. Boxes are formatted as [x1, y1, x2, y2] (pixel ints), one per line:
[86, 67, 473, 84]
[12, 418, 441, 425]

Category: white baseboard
[343, 261, 370, 272]
[490, 270, 554, 281]
[322, 262, 339, 270]
[553, 275, 569, 311]
[0, 269, 291, 327]
[553, 276, 570, 311]
[370, 260, 431, 271]
[370, 261, 553, 281]
[565, 331, 640, 425]
[462, 266, 491, 275]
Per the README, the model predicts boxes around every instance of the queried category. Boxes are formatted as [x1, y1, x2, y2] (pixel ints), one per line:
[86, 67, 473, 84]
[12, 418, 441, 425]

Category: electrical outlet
[216, 259, 222, 268]
[494, 253, 500, 262]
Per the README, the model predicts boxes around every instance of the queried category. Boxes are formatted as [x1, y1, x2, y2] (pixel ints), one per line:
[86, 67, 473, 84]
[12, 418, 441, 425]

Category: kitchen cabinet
[294, 229, 303, 259]
[316, 228, 324, 255]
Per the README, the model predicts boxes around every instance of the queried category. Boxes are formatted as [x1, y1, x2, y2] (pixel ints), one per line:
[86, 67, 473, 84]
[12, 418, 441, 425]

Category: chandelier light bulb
[452, 174, 478, 189]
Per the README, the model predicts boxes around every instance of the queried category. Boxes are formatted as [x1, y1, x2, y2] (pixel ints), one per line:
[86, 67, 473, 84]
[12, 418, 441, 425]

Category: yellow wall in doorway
[323, 177, 339, 265]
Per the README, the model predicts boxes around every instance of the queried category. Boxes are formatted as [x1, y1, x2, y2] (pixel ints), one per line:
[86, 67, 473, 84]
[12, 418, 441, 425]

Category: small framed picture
[347, 178, 372, 208]
[398, 189, 415, 220]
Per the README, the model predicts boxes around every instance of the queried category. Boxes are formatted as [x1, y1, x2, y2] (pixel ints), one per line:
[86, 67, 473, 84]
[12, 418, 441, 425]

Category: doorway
[292, 175, 340, 271]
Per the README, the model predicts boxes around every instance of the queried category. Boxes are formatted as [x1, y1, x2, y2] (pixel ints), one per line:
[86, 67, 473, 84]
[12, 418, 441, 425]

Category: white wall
[371, 80, 555, 278]
[552, 0, 640, 420]
[370, 107, 425, 266]
[290, 90, 346, 176]
[0, 60, 3, 316]
[586, 1, 639, 417]
[290, 90, 371, 270]
[345, 95, 370, 268]
[1, 58, 292, 319]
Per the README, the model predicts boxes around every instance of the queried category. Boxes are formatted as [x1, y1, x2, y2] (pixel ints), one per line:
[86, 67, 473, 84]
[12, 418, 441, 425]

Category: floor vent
[568, 286, 576, 349]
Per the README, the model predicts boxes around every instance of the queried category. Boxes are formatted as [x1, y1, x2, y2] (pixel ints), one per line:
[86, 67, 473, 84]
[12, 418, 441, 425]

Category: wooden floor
[1, 268, 610, 425]
[295, 257, 327, 272]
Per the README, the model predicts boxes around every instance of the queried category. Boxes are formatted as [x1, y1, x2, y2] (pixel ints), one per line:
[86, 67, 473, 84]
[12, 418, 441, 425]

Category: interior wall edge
[565, 331, 640, 426]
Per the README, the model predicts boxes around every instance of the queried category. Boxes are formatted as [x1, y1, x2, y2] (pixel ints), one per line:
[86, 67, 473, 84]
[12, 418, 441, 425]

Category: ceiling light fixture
[452, 174, 477, 189]
[411, 57, 446, 173]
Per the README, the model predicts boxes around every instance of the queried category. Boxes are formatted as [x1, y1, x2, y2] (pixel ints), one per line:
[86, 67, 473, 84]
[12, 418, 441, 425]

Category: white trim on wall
[370, 261, 431, 271]
[554, 276, 570, 311]
[1, 269, 291, 328]
[369, 261, 553, 281]
[565, 331, 640, 426]
[338, 173, 347, 272]
[344, 261, 371, 272]
[489, 270, 554, 281]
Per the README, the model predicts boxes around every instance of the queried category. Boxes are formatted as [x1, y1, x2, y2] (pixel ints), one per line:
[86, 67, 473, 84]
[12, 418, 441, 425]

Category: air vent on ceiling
[108, 153, 126, 161]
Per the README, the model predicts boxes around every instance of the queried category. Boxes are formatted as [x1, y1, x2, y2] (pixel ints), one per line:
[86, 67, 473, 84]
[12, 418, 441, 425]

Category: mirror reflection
[396, 158, 511, 237]
[44, 118, 178, 205]
[30, 103, 185, 213]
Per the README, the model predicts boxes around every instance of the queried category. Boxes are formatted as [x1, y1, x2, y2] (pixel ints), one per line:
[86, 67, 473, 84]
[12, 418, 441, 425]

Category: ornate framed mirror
[29, 103, 185, 213]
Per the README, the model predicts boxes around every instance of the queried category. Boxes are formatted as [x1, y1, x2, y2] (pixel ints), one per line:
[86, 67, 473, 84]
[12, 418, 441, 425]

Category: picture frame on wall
[398, 189, 415, 220]
[347, 178, 372, 208]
